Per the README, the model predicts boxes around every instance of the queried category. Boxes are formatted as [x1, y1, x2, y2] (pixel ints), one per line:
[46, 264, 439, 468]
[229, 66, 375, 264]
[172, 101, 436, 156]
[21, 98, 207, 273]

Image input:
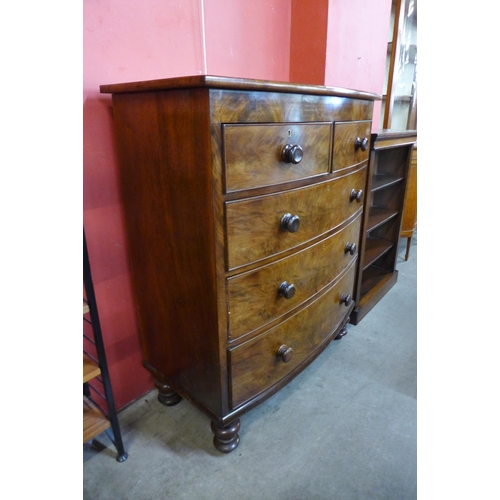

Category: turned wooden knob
[340, 293, 352, 306]
[345, 242, 356, 255]
[355, 137, 369, 151]
[281, 213, 300, 233]
[282, 144, 303, 164]
[350, 189, 363, 203]
[278, 281, 296, 299]
[277, 345, 294, 363]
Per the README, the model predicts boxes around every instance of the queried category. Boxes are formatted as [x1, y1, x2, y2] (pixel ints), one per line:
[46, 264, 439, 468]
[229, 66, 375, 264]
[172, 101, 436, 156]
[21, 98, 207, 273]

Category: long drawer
[229, 259, 357, 410]
[225, 166, 366, 270]
[227, 213, 362, 341]
[223, 122, 333, 192]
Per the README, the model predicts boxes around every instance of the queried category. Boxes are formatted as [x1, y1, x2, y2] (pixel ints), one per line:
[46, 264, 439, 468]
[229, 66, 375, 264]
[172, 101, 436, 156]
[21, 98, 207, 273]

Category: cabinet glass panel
[381, 0, 417, 130]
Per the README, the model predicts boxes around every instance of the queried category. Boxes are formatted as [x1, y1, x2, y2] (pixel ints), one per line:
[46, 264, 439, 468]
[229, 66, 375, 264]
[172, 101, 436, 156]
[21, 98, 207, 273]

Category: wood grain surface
[225, 167, 367, 270]
[223, 122, 332, 192]
[102, 76, 376, 431]
[229, 260, 357, 409]
[227, 213, 362, 340]
[332, 120, 372, 171]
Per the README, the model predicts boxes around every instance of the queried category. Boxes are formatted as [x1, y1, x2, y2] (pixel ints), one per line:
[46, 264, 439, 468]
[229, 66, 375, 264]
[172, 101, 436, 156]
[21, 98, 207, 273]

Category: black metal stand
[83, 229, 128, 462]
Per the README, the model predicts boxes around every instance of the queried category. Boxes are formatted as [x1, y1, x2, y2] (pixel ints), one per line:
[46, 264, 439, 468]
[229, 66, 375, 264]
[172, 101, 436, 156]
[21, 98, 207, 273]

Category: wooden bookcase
[400, 144, 417, 260]
[350, 130, 416, 325]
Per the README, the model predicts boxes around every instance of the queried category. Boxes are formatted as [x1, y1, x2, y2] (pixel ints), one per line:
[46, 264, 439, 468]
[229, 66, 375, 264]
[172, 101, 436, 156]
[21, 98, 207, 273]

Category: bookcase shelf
[350, 130, 416, 325]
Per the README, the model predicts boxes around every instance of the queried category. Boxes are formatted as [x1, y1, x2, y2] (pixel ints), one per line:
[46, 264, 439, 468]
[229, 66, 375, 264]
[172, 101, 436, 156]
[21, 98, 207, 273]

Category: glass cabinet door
[381, 0, 417, 131]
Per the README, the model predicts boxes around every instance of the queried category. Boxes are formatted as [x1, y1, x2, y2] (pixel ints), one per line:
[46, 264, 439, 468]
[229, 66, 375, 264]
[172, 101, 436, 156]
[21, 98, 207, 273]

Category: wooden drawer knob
[280, 213, 300, 233]
[340, 293, 352, 306]
[350, 189, 363, 203]
[282, 144, 303, 164]
[276, 345, 294, 363]
[354, 137, 369, 151]
[345, 242, 356, 255]
[278, 281, 296, 299]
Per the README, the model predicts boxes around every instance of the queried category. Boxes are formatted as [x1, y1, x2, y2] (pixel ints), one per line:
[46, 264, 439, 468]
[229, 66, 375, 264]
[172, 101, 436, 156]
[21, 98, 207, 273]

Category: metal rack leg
[84, 229, 128, 463]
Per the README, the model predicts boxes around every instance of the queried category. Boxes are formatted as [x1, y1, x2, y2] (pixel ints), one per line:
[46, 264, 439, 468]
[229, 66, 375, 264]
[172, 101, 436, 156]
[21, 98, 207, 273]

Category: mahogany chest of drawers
[100, 75, 379, 452]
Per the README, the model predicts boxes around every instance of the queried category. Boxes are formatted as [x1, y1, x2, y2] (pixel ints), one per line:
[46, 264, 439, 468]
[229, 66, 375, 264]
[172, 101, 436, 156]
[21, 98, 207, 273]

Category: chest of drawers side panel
[110, 89, 224, 416]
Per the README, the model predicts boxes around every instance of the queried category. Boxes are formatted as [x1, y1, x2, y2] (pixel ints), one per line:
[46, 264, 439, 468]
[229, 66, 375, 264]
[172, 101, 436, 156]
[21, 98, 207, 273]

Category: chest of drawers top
[101, 75, 379, 198]
[101, 75, 379, 452]
[100, 74, 380, 99]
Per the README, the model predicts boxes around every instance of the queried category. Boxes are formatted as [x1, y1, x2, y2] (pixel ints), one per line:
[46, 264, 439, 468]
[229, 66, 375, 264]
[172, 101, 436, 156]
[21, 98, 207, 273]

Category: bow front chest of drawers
[100, 76, 380, 452]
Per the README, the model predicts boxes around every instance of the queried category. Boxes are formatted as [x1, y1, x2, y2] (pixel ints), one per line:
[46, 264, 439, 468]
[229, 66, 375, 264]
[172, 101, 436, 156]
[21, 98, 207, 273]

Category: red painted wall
[84, 0, 390, 410]
[325, 0, 392, 128]
[83, 0, 292, 410]
[83, 0, 206, 409]
[204, 0, 291, 80]
[289, 0, 329, 85]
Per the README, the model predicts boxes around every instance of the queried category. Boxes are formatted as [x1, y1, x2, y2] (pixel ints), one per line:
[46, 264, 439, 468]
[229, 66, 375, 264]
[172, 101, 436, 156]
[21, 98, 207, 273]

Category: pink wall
[83, 0, 292, 410]
[325, 0, 392, 129]
[84, 0, 390, 410]
[83, 0, 206, 409]
[204, 0, 291, 80]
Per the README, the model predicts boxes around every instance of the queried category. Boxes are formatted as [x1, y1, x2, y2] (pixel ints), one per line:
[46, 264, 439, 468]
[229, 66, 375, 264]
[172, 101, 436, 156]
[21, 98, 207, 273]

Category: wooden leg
[211, 419, 240, 453]
[334, 316, 350, 340]
[405, 236, 412, 261]
[334, 325, 348, 340]
[154, 379, 182, 406]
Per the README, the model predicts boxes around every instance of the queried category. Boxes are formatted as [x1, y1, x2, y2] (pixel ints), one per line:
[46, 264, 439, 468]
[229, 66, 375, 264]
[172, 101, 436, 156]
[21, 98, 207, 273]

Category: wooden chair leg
[405, 236, 412, 261]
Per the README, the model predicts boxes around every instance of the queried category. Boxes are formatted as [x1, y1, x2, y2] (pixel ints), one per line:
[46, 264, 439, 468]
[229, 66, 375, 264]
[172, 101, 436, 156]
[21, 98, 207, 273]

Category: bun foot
[334, 326, 348, 341]
[155, 380, 182, 406]
[211, 419, 240, 453]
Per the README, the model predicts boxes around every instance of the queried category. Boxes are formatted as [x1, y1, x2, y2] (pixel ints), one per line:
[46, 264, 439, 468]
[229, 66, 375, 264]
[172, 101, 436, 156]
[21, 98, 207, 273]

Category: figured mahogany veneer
[225, 167, 367, 270]
[229, 260, 357, 410]
[227, 213, 362, 341]
[332, 120, 372, 171]
[223, 122, 332, 192]
[101, 75, 379, 452]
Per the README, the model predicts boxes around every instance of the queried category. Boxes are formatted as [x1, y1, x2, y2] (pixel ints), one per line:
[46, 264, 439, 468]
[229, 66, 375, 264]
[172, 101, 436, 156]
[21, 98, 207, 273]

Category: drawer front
[223, 122, 332, 192]
[332, 121, 371, 171]
[229, 260, 356, 409]
[227, 213, 362, 340]
[226, 167, 366, 270]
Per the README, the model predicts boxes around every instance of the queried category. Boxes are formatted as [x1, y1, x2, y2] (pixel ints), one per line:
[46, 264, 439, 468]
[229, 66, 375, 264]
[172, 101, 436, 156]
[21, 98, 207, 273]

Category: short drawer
[227, 213, 362, 340]
[332, 120, 371, 171]
[223, 122, 332, 192]
[229, 260, 356, 410]
[225, 167, 366, 270]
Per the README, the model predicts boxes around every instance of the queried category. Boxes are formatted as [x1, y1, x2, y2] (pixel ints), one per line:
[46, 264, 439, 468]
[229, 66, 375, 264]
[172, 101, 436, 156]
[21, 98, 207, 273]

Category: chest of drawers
[100, 75, 379, 452]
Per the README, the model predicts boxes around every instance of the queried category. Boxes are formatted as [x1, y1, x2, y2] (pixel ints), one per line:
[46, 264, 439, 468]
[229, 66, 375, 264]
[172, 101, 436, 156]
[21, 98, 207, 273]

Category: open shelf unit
[350, 130, 416, 324]
[83, 229, 127, 462]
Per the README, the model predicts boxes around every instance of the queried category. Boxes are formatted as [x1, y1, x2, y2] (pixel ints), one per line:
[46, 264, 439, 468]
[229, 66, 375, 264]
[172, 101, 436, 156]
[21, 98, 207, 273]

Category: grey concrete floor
[83, 236, 417, 500]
